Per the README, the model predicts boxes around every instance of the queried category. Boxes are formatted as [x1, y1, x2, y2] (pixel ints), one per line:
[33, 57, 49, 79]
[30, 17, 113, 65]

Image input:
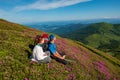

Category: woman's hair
[38, 35, 44, 43]
[35, 35, 43, 43]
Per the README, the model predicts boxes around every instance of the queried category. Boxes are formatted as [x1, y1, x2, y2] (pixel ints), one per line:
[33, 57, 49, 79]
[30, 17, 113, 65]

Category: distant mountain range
[62, 22, 120, 60]
[25, 18, 120, 33]
[25, 22, 86, 33]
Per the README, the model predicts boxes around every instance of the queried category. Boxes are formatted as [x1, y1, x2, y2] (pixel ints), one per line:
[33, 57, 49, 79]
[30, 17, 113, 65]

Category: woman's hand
[43, 54, 47, 56]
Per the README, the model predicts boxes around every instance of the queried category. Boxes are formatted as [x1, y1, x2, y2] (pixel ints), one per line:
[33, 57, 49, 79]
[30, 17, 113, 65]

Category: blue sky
[0, 0, 120, 23]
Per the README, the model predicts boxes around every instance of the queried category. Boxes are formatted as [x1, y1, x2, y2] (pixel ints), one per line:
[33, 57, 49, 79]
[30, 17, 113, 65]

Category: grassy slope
[0, 19, 120, 80]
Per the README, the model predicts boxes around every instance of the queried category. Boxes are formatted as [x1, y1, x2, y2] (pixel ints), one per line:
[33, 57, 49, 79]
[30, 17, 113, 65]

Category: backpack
[42, 43, 48, 52]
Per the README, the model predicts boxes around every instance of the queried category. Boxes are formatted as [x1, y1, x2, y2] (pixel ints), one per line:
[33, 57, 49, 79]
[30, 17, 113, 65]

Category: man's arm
[48, 43, 65, 59]
[53, 52, 65, 60]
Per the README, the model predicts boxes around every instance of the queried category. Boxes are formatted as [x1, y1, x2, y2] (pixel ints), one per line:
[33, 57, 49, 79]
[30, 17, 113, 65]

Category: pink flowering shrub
[56, 38, 82, 59]
[66, 73, 76, 80]
[0, 61, 2, 65]
[24, 78, 29, 80]
[94, 61, 111, 79]
[65, 66, 71, 72]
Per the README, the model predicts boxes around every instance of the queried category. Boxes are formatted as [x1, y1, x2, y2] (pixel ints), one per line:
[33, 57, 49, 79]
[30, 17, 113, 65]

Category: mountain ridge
[61, 22, 120, 60]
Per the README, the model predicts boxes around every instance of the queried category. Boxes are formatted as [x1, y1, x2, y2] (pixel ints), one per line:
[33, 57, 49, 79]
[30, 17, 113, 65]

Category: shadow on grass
[50, 52, 69, 65]
[51, 56, 67, 65]
[29, 44, 34, 51]
[25, 50, 32, 59]
[25, 44, 34, 59]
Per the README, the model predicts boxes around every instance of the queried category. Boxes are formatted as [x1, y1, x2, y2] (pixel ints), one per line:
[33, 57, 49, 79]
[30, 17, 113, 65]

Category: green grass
[0, 19, 120, 80]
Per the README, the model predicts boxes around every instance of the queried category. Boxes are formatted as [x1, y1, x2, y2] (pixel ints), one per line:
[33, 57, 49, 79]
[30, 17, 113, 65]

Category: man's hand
[61, 55, 66, 59]
[53, 52, 66, 60]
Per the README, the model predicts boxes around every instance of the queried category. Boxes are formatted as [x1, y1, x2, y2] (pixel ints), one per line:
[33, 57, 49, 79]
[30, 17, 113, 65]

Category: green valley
[62, 22, 120, 60]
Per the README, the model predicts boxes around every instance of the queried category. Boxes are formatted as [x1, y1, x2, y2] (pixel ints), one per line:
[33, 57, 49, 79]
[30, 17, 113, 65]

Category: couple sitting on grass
[31, 33, 66, 64]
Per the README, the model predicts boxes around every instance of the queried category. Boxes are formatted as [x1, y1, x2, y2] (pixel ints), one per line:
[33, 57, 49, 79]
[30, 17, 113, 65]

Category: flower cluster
[66, 73, 75, 80]
[94, 61, 111, 79]
[0, 61, 3, 65]
[65, 67, 71, 72]
[56, 38, 82, 59]
[24, 78, 29, 80]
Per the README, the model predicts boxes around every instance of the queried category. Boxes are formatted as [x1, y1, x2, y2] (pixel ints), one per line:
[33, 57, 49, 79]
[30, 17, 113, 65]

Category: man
[31, 35, 51, 63]
[48, 34, 66, 60]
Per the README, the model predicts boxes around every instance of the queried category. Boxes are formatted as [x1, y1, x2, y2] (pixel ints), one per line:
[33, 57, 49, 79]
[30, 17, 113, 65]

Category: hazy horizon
[0, 0, 120, 23]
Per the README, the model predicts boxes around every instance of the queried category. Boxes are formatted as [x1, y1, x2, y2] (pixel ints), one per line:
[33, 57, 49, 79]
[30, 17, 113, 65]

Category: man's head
[49, 34, 56, 42]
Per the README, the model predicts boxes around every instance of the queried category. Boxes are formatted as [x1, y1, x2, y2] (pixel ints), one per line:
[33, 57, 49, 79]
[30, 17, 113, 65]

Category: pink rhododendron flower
[0, 61, 2, 65]
[24, 78, 29, 80]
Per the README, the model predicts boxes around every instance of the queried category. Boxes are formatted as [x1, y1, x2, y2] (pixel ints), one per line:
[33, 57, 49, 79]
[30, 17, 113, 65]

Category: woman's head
[38, 35, 44, 44]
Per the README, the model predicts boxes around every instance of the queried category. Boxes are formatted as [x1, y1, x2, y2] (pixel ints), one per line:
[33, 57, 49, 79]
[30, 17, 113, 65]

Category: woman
[31, 35, 51, 63]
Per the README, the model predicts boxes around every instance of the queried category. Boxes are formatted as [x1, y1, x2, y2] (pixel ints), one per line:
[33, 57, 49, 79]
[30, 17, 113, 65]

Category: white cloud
[14, 0, 91, 11]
